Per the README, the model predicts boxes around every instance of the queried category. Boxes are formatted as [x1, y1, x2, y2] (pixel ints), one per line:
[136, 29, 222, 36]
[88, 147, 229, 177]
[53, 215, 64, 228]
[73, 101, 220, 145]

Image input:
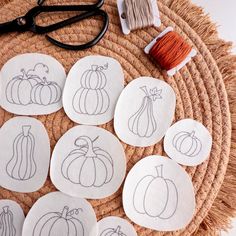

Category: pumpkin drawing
[33, 206, 84, 236]
[72, 64, 110, 115]
[172, 131, 202, 157]
[100, 226, 127, 236]
[31, 77, 62, 106]
[133, 165, 178, 219]
[128, 86, 162, 138]
[61, 136, 114, 187]
[0, 206, 16, 236]
[6, 69, 42, 105]
[6, 125, 36, 181]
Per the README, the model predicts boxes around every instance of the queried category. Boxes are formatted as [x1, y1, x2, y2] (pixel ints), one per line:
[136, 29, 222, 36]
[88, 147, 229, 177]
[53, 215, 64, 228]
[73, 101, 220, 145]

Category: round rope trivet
[0, 0, 235, 235]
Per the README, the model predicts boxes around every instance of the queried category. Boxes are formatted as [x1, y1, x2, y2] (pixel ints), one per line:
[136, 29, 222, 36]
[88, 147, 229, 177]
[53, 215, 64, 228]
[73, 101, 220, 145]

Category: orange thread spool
[149, 31, 192, 71]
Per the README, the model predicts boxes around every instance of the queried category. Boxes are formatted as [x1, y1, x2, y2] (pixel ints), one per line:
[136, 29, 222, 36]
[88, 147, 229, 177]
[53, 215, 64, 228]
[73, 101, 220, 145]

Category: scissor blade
[0, 20, 19, 34]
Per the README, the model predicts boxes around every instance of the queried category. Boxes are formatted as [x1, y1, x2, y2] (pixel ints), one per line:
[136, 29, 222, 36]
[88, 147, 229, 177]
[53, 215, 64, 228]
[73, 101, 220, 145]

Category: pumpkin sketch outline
[172, 131, 202, 157]
[133, 165, 178, 220]
[128, 86, 162, 138]
[61, 136, 114, 188]
[100, 226, 127, 236]
[32, 206, 84, 236]
[6, 125, 37, 181]
[0, 206, 16, 236]
[72, 64, 110, 116]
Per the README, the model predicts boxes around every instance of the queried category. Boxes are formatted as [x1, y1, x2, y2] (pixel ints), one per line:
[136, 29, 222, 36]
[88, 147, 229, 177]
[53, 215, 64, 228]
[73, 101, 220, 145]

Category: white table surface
[191, 1, 236, 235]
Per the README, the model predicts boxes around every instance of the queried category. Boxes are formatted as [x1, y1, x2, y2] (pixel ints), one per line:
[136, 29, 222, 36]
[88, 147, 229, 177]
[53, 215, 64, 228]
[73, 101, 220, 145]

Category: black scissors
[0, 0, 109, 50]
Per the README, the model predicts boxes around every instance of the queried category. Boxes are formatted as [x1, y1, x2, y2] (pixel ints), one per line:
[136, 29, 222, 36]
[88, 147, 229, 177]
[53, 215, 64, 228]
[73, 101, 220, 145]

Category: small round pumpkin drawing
[61, 136, 114, 187]
[31, 77, 62, 106]
[33, 206, 84, 236]
[133, 165, 178, 219]
[172, 131, 202, 157]
[100, 226, 127, 236]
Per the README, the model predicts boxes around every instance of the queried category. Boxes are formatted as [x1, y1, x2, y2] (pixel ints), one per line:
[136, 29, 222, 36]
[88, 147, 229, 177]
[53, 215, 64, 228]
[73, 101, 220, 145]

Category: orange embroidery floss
[149, 31, 192, 71]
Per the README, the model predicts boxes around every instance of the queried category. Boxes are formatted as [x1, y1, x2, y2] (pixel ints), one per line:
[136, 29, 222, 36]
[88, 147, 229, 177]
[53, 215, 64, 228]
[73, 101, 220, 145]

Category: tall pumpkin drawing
[33, 206, 84, 236]
[0, 206, 16, 236]
[6, 125, 36, 181]
[100, 226, 127, 236]
[61, 136, 114, 187]
[133, 165, 178, 219]
[6, 69, 42, 105]
[31, 77, 62, 106]
[172, 131, 202, 157]
[128, 86, 162, 138]
[72, 64, 110, 115]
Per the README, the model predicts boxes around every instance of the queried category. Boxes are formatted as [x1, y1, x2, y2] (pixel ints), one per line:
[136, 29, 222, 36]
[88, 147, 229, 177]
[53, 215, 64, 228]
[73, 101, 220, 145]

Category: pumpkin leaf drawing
[0, 206, 16, 236]
[32, 206, 84, 236]
[61, 136, 114, 187]
[27, 63, 49, 76]
[100, 226, 127, 236]
[72, 64, 110, 115]
[6, 125, 37, 181]
[67, 208, 83, 216]
[128, 86, 162, 138]
[133, 165, 178, 219]
[172, 131, 202, 157]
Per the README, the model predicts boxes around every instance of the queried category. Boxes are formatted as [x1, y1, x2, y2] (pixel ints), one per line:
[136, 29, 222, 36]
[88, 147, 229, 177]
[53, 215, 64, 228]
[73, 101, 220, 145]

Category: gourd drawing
[61, 136, 114, 187]
[133, 165, 178, 219]
[173, 131, 202, 157]
[31, 77, 62, 106]
[0, 206, 16, 236]
[100, 226, 127, 236]
[128, 86, 162, 138]
[33, 206, 84, 236]
[72, 64, 110, 115]
[6, 125, 36, 181]
[6, 69, 42, 105]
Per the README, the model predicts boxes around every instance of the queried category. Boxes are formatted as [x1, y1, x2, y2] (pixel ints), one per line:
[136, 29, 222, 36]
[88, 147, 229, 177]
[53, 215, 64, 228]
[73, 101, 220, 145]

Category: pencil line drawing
[72, 64, 110, 115]
[6, 63, 62, 106]
[133, 165, 178, 219]
[128, 86, 162, 138]
[0, 206, 16, 236]
[100, 225, 127, 236]
[32, 206, 84, 236]
[61, 136, 114, 188]
[172, 131, 202, 157]
[6, 125, 36, 181]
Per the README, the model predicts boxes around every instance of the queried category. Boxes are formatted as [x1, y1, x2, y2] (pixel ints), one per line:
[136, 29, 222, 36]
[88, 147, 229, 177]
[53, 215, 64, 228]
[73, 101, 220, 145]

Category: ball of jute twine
[0, 0, 235, 235]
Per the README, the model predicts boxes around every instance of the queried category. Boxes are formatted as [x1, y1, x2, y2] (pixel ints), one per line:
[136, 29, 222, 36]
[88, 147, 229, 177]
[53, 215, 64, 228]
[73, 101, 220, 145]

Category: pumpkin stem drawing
[6, 125, 37, 181]
[0, 206, 16, 236]
[72, 64, 110, 115]
[133, 165, 178, 219]
[100, 225, 127, 236]
[128, 86, 162, 138]
[172, 130, 202, 157]
[33, 206, 84, 236]
[61, 135, 114, 187]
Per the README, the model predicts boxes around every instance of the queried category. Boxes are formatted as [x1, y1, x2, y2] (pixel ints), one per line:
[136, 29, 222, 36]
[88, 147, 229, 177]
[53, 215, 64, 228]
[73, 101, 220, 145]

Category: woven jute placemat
[0, 0, 236, 235]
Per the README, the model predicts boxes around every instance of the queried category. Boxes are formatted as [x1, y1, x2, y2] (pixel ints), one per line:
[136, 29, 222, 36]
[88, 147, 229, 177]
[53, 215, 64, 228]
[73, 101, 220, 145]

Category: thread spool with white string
[117, 0, 161, 35]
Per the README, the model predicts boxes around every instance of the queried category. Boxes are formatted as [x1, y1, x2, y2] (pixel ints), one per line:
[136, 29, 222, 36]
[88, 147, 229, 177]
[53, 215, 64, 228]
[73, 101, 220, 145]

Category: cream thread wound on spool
[144, 27, 197, 76]
[117, 0, 161, 35]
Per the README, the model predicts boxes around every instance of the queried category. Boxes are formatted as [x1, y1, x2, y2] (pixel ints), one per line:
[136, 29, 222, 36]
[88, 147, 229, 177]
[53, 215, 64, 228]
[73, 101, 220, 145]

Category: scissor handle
[45, 9, 109, 50]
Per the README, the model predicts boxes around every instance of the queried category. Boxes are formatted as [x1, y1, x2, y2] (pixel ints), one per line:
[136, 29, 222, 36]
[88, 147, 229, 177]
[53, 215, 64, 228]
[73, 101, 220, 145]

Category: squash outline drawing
[133, 165, 178, 219]
[72, 64, 110, 116]
[6, 125, 37, 181]
[61, 136, 114, 187]
[0, 206, 16, 236]
[32, 206, 84, 236]
[128, 86, 162, 138]
[100, 226, 127, 236]
[172, 131, 202, 157]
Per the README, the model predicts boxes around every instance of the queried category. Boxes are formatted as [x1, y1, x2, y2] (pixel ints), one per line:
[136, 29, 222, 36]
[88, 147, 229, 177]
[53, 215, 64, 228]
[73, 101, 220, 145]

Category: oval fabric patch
[63, 55, 124, 125]
[122, 155, 195, 231]
[0, 53, 66, 115]
[50, 125, 126, 199]
[114, 77, 176, 147]
[0, 116, 50, 192]
[22, 191, 97, 236]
